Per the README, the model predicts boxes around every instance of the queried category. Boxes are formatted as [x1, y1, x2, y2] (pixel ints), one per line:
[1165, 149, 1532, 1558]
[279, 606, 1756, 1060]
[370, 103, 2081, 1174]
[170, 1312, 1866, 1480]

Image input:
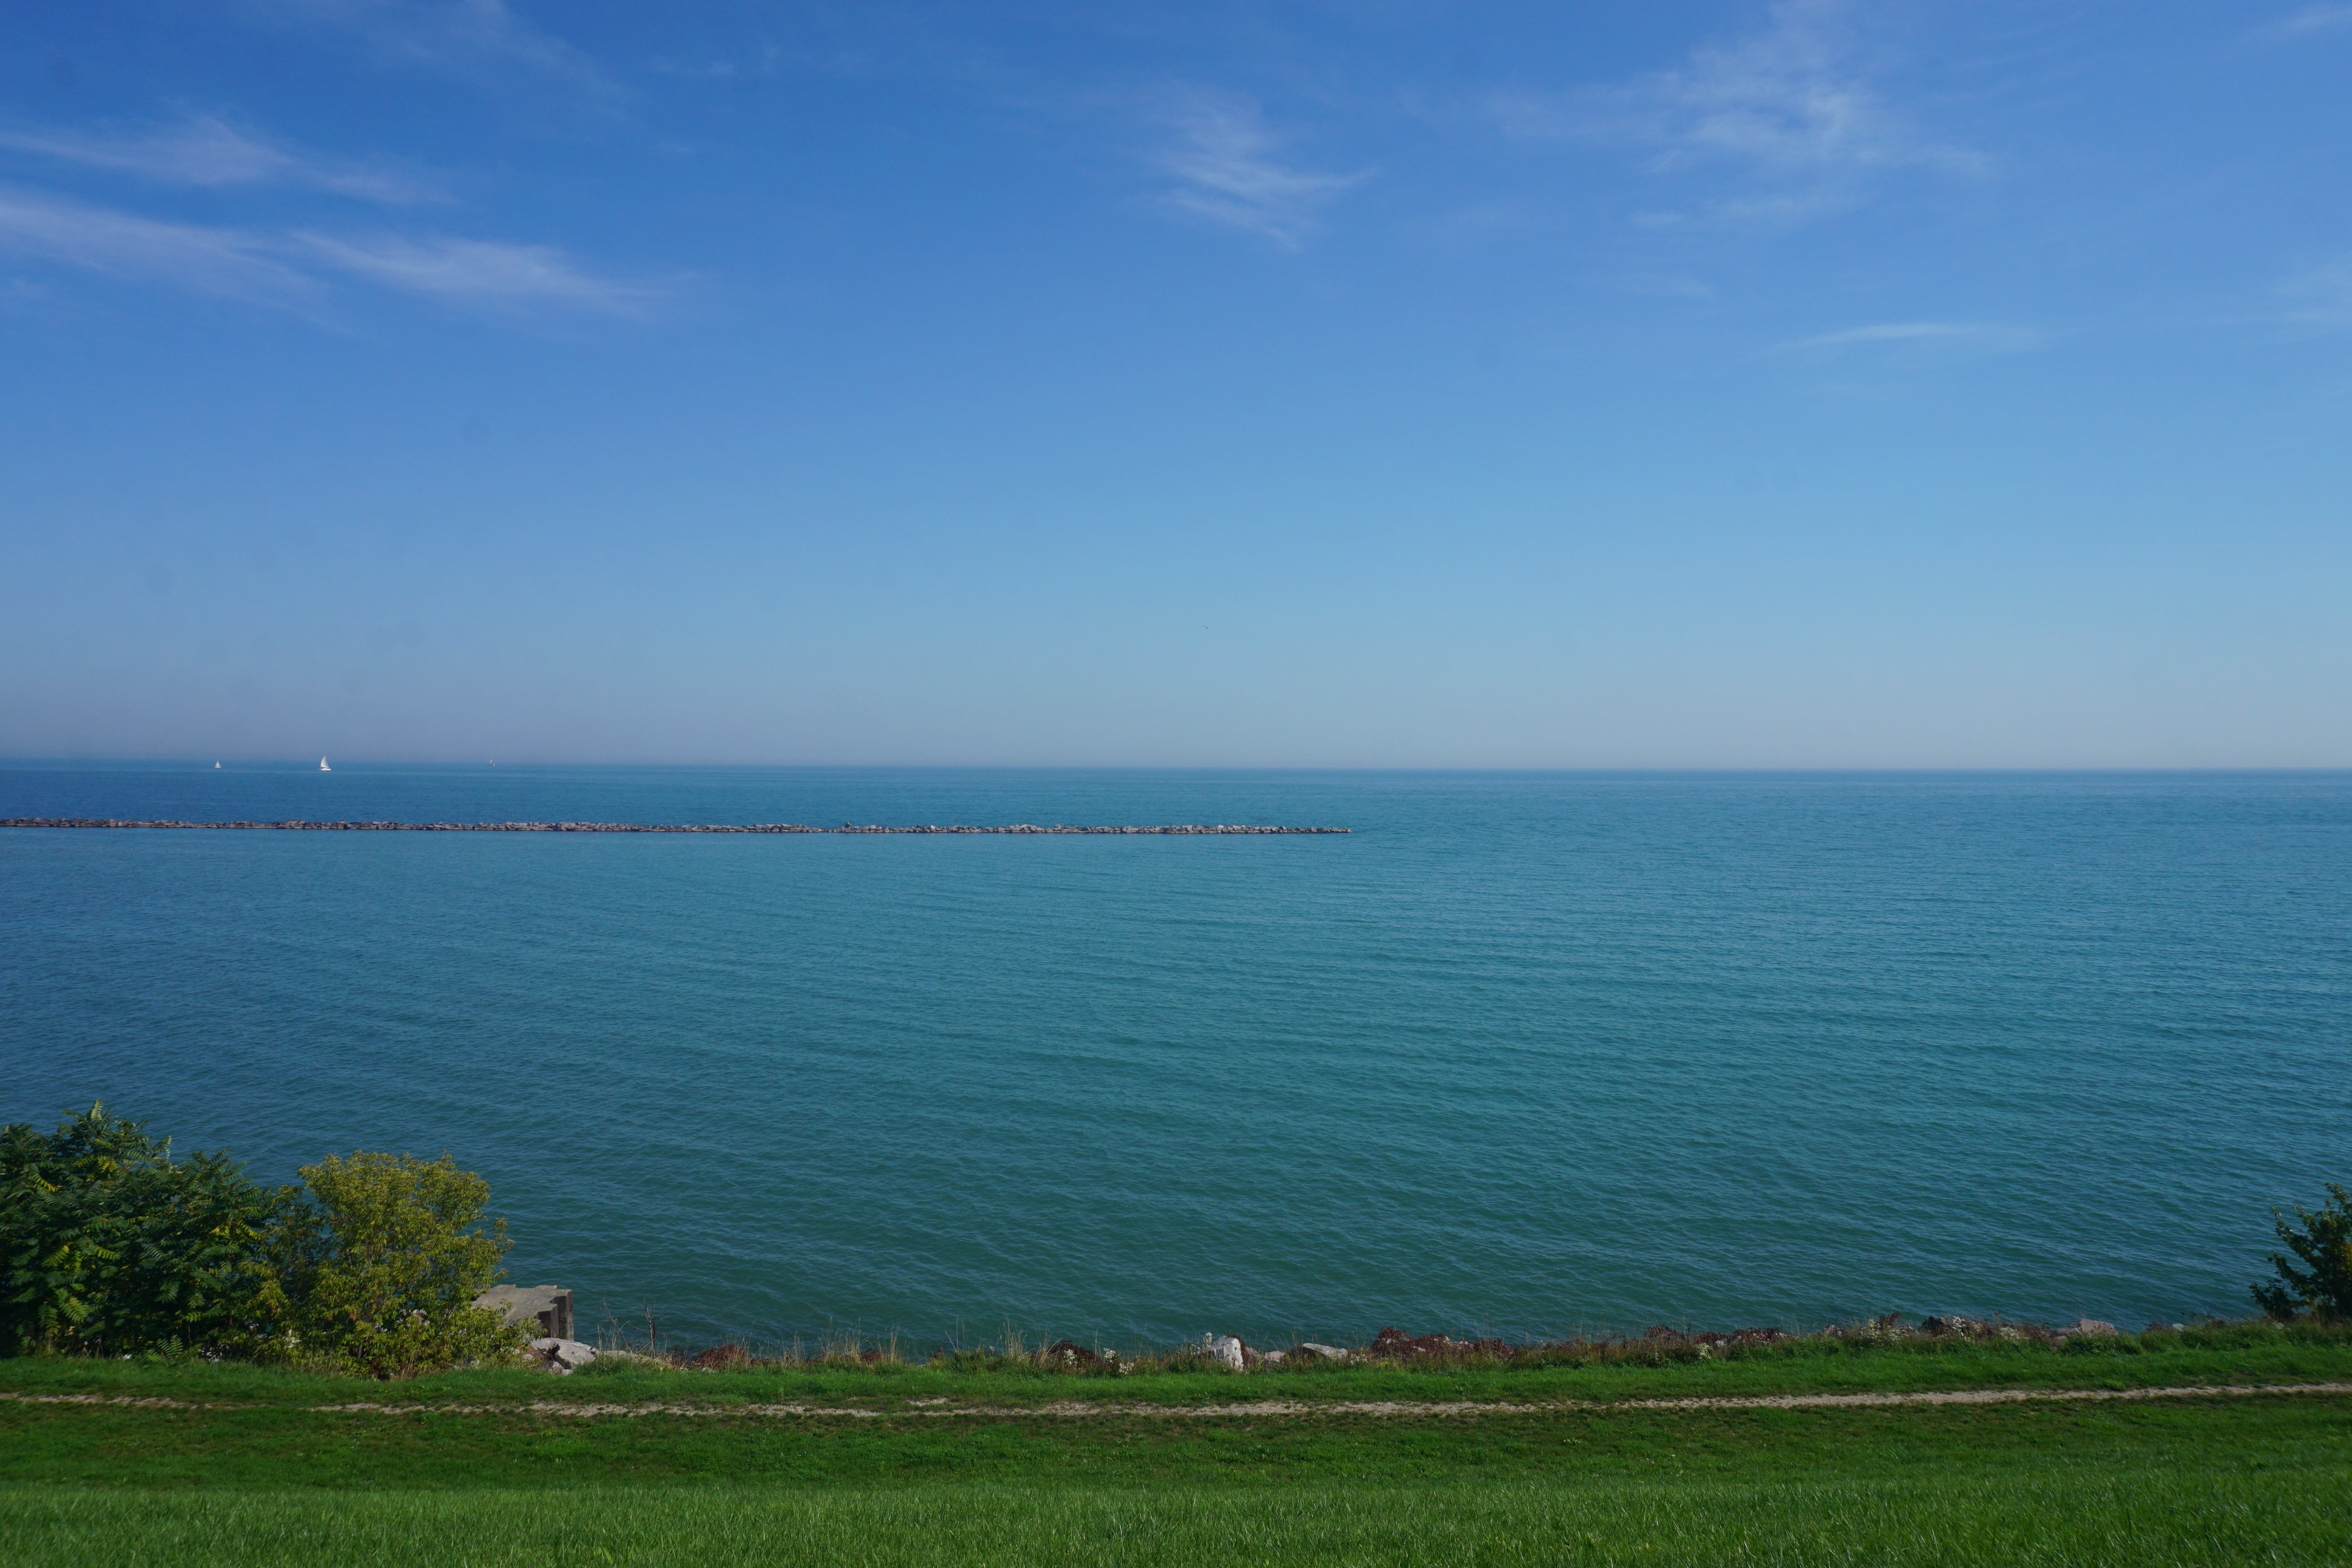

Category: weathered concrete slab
[475, 1285, 573, 1342]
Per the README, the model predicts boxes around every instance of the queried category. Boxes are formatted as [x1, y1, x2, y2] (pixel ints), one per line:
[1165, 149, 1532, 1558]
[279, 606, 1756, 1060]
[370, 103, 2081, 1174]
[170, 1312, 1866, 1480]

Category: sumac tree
[2253, 1183, 2352, 1323]
[0, 1104, 284, 1357]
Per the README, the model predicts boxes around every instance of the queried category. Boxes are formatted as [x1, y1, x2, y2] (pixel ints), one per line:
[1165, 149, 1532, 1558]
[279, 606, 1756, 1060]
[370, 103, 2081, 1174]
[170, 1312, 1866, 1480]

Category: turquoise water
[4, 766, 2347, 1348]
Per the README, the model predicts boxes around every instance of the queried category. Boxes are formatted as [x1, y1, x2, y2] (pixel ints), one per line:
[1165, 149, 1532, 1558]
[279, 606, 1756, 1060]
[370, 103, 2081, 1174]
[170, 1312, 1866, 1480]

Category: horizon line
[5, 758, 2350, 777]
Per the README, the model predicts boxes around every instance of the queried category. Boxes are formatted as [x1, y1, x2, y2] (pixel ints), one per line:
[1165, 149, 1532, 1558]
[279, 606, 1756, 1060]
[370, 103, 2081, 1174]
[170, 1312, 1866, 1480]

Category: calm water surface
[4, 766, 2347, 1348]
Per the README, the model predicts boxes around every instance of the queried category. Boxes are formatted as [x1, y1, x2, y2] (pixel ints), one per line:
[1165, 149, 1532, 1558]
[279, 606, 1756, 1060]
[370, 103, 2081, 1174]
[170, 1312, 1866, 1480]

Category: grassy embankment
[6, 1324, 2350, 1565]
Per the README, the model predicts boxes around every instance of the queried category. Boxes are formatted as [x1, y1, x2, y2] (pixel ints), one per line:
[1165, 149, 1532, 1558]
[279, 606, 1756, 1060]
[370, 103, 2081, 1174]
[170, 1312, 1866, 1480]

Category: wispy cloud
[0, 115, 439, 203]
[1493, 0, 1977, 225]
[246, 0, 616, 96]
[1614, 272, 1715, 300]
[2276, 257, 2352, 327]
[1154, 94, 1369, 249]
[2263, 5, 2352, 38]
[294, 231, 657, 311]
[1786, 321, 2040, 354]
[647, 46, 783, 84]
[0, 185, 653, 317]
[0, 186, 321, 305]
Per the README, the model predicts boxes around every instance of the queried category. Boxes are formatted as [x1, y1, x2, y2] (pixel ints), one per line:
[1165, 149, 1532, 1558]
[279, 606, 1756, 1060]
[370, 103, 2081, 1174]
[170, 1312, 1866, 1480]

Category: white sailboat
[319, 757, 331, 772]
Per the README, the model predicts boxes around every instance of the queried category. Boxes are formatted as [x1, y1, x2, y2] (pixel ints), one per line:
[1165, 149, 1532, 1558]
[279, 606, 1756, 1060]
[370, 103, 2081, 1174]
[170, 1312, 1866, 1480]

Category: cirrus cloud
[2276, 256, 2352, 327]
[0, 183, 657, 318]
[293, 230, 660, 311]
[0, 185, 320, 304]
[2263, 5, 2352, 38]
[1152, 93, 1370, 250]
[0, 114, 441, 203]
[1490, 0, 1980, 227]
[242, 0, 617, 98]
[1788, 321, 2041, 354]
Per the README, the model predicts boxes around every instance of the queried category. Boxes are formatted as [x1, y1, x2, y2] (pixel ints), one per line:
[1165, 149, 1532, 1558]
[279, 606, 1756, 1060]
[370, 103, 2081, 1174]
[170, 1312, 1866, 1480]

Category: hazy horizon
[9, 759, 2351, 778]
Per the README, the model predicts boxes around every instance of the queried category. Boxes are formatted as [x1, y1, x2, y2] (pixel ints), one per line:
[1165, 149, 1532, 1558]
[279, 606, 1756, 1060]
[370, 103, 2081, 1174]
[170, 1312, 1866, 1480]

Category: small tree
[264, 1151, 523, 1377]
[2252, 1184, 2352, 1323]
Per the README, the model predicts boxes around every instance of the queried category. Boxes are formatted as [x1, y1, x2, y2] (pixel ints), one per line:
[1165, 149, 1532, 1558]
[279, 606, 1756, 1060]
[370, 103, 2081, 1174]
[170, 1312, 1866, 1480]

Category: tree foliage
[0, 1104, 285, 1357]
[1, 1107, 523, 1374]
[2252, 1184, 2352, 1323]
[263, 1151, 522, 1377]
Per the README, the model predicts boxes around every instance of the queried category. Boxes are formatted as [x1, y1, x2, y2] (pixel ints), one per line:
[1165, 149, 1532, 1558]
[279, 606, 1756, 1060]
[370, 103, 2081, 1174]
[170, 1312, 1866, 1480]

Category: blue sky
[2, 1, 2347, 766]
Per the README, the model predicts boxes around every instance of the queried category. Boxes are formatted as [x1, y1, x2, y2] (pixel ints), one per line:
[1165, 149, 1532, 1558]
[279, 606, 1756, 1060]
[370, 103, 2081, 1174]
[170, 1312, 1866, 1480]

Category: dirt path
[8, 1382, 2350, 1421]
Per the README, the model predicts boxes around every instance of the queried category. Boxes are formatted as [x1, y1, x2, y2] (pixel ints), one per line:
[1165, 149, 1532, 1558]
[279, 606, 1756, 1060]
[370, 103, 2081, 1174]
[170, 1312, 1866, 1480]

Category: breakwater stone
[2, 818, 1349, 834]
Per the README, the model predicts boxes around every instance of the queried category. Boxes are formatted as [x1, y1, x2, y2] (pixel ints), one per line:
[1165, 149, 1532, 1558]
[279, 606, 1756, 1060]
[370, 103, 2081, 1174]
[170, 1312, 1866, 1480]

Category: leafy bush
[2, 1107, 523, 1375]
[0, 1105, 285, 1358]
[2253, 1184, 2352, 1323]
[260, 1151, 523, 1377]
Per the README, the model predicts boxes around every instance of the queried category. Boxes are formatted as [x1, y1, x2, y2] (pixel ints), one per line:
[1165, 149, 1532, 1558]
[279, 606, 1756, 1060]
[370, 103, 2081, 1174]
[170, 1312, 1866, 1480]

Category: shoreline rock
[526, 1337, 597, 1374]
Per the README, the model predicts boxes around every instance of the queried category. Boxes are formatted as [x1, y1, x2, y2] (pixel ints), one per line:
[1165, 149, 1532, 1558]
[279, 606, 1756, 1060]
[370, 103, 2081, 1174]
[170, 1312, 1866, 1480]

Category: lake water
[4, 765, 2347, 1350]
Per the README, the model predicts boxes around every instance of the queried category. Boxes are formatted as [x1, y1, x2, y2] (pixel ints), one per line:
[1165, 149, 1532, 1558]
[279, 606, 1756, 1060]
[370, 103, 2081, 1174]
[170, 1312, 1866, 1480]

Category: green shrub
[2, 1107, 524, 1376]
[260, 1151, 523, 1377]
[2253, 1184, 2352, 1323]
[0, 1104, 285, 1358]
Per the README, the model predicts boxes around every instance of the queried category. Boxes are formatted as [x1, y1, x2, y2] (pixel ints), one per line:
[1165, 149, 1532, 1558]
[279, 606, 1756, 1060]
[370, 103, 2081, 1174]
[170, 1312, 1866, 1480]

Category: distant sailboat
[214, 761, 221, 769]
[319, 757, 331, 772]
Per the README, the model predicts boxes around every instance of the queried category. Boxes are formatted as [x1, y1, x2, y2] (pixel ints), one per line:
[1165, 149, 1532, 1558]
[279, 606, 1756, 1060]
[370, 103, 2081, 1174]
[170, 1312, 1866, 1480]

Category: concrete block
[475, 1285, 573, 1342]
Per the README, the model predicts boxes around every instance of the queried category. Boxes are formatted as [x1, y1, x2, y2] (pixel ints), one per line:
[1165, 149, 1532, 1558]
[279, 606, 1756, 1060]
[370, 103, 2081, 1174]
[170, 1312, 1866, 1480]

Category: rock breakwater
[2, 818, 1348, 835]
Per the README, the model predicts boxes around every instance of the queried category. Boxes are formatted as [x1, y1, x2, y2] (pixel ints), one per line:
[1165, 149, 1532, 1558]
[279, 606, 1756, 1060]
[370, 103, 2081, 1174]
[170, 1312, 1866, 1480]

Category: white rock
[531, 1337, 598, 1373]
[1300, 1343, 1350, 1361]
[1207, 1334, 1247, 1372]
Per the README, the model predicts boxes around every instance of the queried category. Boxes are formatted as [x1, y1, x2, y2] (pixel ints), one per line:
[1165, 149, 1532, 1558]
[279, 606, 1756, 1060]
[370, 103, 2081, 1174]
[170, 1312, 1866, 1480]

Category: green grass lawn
[5, 1328, 2348, 1564]
[8, 1468, 2347, 1568]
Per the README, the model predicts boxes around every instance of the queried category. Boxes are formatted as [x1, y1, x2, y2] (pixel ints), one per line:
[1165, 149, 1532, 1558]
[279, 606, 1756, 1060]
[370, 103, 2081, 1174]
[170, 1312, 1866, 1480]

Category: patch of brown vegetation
[1365, 1327, 1515, 1361]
